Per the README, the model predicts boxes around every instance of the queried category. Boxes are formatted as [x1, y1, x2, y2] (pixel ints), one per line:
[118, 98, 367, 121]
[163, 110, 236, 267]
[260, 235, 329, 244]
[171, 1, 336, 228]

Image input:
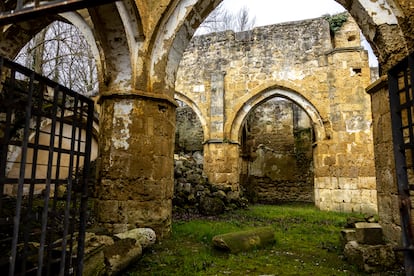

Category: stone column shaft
[96, 94, 175, 237]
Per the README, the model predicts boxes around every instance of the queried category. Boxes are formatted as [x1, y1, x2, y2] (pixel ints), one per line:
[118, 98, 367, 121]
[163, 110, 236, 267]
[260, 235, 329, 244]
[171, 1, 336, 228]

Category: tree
[196, 4, 256, 35]
[14, 21, 98, 97]
[234, 6, 255, 32]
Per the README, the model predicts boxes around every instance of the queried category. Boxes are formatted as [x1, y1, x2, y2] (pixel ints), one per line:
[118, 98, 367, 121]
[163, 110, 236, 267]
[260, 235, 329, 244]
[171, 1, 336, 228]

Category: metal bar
[8, 141, 88, 155]
[9, 69, 34, 276]
[388, 53, 414, 275]
[37, 83, 59, 276]
[59, 91, 78, 276]
[0, 56, 8, 215]
[21, 70, 40, 274]
[76, 98, 94, 275]
[66, 97, 83, 273]
[0, 55, 94, 275]
[0, 58, 91, 102]
[53, 91, 67, 184]
[0, 0, 119, 26]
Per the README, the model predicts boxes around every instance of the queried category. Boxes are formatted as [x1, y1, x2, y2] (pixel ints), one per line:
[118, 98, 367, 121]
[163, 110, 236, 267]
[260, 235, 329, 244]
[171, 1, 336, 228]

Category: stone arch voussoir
[229, 86, 326, 144]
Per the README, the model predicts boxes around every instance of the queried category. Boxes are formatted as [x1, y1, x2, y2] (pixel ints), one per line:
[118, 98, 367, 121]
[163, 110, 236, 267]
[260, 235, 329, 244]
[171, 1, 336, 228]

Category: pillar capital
[98, 89, 178, 107]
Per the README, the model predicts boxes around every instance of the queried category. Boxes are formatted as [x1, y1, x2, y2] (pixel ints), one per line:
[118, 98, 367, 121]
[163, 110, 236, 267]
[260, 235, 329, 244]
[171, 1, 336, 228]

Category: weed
[127, 203, 371, 275]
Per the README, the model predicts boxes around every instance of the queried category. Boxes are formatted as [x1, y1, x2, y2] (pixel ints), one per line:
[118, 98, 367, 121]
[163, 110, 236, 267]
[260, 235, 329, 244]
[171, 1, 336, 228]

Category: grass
[126, 203, 370, 275]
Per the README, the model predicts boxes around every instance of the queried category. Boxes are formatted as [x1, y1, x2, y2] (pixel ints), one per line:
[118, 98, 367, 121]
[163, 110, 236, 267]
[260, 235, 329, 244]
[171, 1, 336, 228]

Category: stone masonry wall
[175, 104, 204, 153]
[176, 15, 377, 214]
[242, 98, 314, 203]
[367, 77, 401, 245]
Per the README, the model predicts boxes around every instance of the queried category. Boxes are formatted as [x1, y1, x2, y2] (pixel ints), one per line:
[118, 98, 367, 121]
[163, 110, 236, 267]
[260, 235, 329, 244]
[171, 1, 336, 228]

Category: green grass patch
[127, 203, 367, 275]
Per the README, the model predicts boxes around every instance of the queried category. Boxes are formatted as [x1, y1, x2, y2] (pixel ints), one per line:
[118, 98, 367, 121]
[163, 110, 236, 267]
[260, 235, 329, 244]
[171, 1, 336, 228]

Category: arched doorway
[231, 88, 324, 205]
[240, 97, 314, 203]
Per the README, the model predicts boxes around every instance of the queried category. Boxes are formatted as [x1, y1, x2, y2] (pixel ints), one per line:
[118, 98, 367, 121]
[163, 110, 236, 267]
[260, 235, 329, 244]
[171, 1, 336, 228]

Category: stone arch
[86, 4, 129, 92]
[148, 0, 221, 94]
[333, 0, 407, 72]
[0, 12, 105, 92]
[0, 18, 57, 59]
[230, 87, 326, 144]
[174, 91, 208, 142]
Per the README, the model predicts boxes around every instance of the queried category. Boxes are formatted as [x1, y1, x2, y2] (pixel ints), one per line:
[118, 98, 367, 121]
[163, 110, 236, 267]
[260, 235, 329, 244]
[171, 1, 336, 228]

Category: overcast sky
[220, 0, 378, 66]
[221, 0, 346, 27]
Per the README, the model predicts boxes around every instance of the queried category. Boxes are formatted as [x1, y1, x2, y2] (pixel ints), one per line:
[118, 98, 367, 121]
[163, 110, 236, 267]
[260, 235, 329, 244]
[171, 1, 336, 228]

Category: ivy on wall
[323, 13, 349, 34]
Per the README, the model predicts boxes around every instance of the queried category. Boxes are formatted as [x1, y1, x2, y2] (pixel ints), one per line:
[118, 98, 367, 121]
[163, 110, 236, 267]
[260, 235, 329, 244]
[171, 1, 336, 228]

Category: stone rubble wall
[175, 105, 204, 153]
[176, 15, 377, 214]
[174, 152, 248, 216]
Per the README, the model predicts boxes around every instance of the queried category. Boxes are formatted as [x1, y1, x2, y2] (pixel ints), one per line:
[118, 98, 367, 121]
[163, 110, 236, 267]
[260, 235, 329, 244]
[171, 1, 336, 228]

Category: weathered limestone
[355, 222, 384, 245]
[96, 95, 175, 237]
[366, 77, 401, 245]
[174, 152, 248, 215]
[82, 228, 156, 275]
[1, 0, 414, 246]
[176, 15, 377, 214]
[344, 241, 396, 273]
[212, 227, 275, 253]
[342, 221, 396, 273]
[203, 142, 240, 191]
[175, 105, 204, 152]
[241, 99, 314, 203]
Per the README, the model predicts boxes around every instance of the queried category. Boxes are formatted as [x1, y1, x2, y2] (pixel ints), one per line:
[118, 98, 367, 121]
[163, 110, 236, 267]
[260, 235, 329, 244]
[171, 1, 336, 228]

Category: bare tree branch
[15, 21, 98, 96]
[196, 3, 256, 35]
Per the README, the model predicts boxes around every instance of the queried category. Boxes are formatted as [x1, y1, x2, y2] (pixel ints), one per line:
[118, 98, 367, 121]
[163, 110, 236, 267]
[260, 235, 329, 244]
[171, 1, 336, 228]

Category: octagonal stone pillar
[95, 93, 176, 238]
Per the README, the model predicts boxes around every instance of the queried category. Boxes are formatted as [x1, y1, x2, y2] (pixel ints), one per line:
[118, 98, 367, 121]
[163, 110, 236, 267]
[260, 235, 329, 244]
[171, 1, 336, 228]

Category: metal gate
[0, 57, 94, 275]
[388, 52, 414, 274]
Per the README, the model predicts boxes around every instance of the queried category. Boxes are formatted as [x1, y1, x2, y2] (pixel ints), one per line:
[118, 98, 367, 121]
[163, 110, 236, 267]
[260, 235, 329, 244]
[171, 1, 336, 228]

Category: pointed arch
[148, 0, 222, 93]
[230, 88, 326, 143]
[174, 91, 208, 142]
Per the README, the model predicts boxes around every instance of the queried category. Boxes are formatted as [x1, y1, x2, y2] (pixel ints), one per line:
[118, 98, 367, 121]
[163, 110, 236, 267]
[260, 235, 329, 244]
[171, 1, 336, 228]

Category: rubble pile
[173, 152, 248, 216]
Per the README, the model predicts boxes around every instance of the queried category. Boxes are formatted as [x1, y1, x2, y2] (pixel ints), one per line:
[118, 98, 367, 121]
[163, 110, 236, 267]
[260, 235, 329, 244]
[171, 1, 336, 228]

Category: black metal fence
[388, 52, 414, 274]
[0, 0, 118, 25]
[0, 57, 94, 275]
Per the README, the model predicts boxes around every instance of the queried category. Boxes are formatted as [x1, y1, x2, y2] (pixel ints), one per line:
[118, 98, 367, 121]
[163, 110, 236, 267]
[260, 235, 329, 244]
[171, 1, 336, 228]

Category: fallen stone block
[344, 241, 396, 273]
[103, 238, 142, 275]
[82, 233, 114, 276]
[212, 227, 275, 253]
[114, 228, 156, 249]
[355, 222, 383, 245]
[340, 229, 356, 246]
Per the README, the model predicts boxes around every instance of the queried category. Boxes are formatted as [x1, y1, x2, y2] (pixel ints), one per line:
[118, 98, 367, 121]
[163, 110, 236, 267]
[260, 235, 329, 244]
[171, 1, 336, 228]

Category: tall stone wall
[176, 15, 377, 214]
[242, 98, 314, 203]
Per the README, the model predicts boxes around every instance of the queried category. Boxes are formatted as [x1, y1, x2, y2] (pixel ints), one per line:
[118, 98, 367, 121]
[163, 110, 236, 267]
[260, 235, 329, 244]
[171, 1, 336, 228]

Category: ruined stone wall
[175, 105, 203, 153]
[242, 98, 314, 203]
[176, 15, 377, 214]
